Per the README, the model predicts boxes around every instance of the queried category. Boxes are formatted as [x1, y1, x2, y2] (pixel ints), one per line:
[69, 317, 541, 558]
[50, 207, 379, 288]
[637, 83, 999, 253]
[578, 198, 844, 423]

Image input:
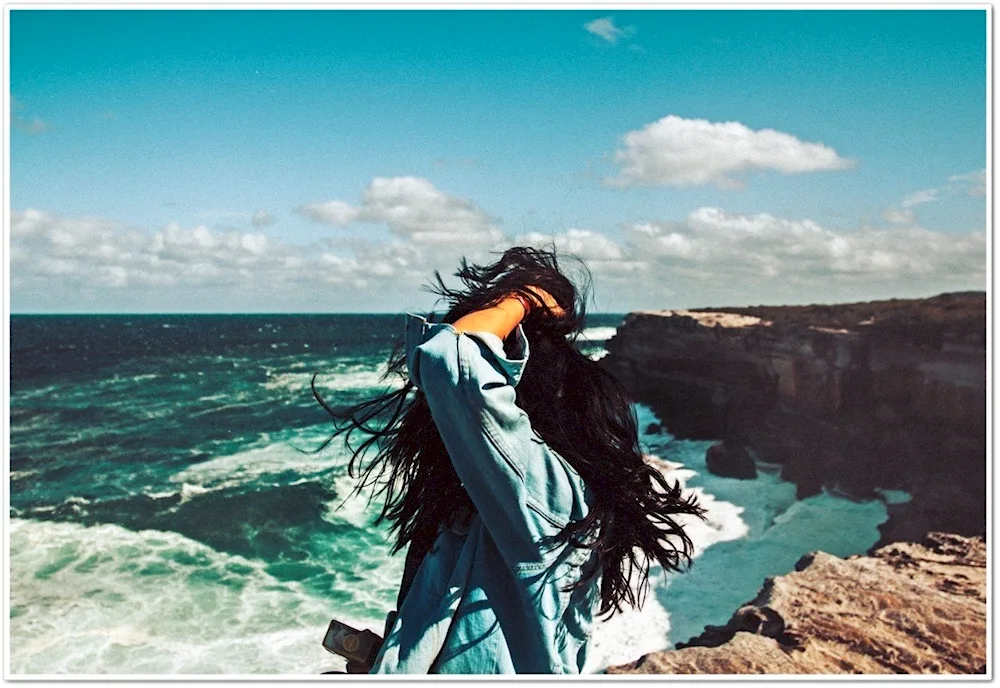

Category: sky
[8, 7, 989, 313]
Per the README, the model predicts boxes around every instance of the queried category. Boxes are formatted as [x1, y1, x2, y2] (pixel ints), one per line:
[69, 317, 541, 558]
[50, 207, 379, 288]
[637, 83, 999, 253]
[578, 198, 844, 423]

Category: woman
[315, 247, 705, 674]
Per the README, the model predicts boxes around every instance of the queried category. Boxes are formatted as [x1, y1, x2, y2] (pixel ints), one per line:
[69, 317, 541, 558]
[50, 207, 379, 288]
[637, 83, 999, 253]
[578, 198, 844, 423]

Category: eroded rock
[598, 292, 986, 546]
[606, 532, 986, 675]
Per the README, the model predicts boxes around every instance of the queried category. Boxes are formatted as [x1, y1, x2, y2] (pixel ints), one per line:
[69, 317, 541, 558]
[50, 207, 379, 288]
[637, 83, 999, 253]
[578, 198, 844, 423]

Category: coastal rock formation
[607, 532, 986, 675]
[599, 292, 986, 547]
[705, 441, 757, 479]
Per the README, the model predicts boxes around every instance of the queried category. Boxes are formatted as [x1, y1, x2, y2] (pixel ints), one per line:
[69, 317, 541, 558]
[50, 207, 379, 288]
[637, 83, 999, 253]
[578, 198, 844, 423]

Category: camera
[322, 619, 382, 667]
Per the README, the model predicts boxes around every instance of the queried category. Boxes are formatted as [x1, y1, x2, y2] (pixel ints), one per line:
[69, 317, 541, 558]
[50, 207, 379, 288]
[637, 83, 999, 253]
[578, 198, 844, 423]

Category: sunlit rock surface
[607, 532, 986, 675]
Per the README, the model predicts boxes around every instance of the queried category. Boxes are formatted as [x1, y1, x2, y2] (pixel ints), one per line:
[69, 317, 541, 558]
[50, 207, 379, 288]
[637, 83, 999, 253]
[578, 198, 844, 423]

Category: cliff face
[606, 532, 986, 675]
[599, 293, 986, 547]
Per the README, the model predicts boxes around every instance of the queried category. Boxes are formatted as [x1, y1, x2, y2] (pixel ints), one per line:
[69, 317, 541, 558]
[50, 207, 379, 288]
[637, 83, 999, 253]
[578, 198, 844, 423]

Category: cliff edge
[606, 532, 986, 675]
[599, 292, 986, 548]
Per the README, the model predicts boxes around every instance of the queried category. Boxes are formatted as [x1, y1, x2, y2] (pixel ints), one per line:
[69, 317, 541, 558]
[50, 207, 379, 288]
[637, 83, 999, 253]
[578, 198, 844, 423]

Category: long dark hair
[313, 246, 706, 617]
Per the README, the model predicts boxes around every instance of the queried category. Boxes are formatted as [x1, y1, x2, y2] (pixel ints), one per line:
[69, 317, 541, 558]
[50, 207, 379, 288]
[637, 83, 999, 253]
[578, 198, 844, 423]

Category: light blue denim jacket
[370, 313, 599, 674]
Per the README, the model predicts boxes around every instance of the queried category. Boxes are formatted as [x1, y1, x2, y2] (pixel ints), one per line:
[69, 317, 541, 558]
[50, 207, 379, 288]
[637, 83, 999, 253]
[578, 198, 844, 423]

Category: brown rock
[606, 532, 986, 675]
[598, 293, 986, 545]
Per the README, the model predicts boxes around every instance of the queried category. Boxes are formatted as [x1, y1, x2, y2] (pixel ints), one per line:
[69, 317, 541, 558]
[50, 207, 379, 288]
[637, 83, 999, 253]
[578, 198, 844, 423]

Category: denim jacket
[369, 313, 599, 674]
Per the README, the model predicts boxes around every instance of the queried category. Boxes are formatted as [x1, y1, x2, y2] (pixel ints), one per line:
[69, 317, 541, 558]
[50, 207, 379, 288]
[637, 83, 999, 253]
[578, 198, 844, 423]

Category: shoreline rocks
[607, 532, 986, 675]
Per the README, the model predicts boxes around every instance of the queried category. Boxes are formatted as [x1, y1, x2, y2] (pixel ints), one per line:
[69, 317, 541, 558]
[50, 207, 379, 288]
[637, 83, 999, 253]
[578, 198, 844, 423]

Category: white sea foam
[8, 518, 364, 675]
[582, 403, 895, 672]
[579, 326, 619, 343]
[583, 416, 750, 672]
[583, 596, 672, 673]
[263, 362, 404, 395]
[140, 482, 214, 505]
[169, 435, 347, 493]
[187, 399, 258, 419]
[9, 382, 65, 400]
[168, 427, 384, 532]
[10, 469, 42, 482]
[322, 470, 383, 530]
[195, 393, 230, 404]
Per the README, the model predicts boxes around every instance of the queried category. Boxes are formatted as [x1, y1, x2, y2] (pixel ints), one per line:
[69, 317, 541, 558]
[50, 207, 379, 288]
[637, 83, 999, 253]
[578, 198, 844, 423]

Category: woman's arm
[450, 296, 526, 340]
[403, 289, 583, 569]
[451, 287, 564, 339]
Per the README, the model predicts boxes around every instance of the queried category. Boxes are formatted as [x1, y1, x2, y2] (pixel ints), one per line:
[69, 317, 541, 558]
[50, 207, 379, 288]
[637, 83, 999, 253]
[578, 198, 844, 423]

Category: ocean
[8, 314, 904, 675]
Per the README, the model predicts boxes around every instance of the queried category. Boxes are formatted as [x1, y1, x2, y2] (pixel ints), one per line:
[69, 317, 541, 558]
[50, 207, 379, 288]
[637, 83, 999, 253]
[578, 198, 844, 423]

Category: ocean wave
[186, 398, 260, 419]
[9, 382, 64, 400]
[8, 518, 371, 674]
[11, 478, 400, 594]
[169, 435, 349, 493]
[264, 363, 405, 395]
[9, 469, 43, 483]
[321, 471, 384, 530]
[579, 326, 619, 343]
[582, 413, 751, 672]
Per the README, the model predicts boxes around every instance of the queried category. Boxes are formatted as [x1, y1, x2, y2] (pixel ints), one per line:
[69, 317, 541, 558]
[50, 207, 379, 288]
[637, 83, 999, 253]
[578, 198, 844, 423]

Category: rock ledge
[607, 532, 986, 675]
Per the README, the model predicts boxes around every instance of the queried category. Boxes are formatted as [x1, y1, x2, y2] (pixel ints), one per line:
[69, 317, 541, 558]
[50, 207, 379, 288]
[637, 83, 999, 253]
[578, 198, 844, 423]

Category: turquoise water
[9, 314, 899, 674]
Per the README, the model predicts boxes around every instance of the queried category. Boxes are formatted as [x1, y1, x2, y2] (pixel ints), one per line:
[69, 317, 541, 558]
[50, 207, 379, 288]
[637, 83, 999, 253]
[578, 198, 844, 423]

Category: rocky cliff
[599, 292, 986, 548]
[606, 532, 986, 675]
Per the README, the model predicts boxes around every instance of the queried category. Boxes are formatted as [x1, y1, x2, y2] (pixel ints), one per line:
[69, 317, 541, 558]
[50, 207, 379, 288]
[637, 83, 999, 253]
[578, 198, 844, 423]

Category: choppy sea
[8, 314, 906, 675]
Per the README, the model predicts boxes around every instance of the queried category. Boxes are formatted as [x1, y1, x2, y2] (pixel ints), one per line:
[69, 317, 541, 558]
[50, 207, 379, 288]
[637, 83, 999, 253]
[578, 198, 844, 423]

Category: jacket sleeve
[403, 312, 586, 569]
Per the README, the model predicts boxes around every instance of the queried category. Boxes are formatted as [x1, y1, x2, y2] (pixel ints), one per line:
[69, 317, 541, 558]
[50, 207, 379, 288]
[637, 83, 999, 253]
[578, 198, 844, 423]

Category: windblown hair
[313, 246, 706, 617]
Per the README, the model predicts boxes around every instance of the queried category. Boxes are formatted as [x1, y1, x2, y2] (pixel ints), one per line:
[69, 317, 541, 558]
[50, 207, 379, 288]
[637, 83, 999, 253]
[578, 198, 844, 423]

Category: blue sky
[9, 8, 988, 313]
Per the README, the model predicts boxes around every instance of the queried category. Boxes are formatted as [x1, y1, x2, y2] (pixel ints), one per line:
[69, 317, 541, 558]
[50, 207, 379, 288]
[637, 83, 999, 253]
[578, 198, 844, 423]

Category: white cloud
[606, 115, 854, 189]
[584, 17, 636, 44]
[509, 229, 646, 278]
[251, 209, 276, 227]
[11, 209, 332, 293]
[949, 168, 986, 196]
[491, 208, 983, 308]
[499, 203, 983, 305]
[900, 188, 940, 208]
[297, 200, 361, 227]
[10, 206, 498, 310]
[341, 238, 428, 284]
[300, 176, 502, 247]
[11, 200, 985, 313]
[516, 228, 624, 261]
[623, 207, 984, 287]
[882, 208, 916, 225]
[894, 169, 985, 214]
[360, 176, 500, 245]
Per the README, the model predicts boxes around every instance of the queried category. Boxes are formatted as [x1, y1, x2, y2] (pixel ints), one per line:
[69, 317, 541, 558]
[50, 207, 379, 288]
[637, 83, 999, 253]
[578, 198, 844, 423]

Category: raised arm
[403, 290, 585, 570]
[450, 287, 565, 340]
